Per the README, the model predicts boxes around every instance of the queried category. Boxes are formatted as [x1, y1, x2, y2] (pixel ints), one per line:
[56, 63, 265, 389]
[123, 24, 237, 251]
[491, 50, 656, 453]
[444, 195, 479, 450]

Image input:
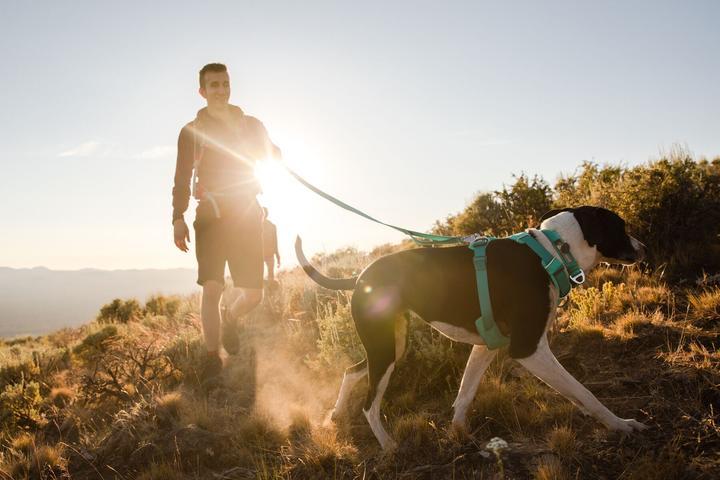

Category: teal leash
[283, 165, 467, 246]
[282, 163, 585, 351]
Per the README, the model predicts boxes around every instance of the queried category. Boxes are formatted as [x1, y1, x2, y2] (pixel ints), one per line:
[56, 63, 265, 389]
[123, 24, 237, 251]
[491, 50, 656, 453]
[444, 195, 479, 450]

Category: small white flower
[485, 436, 508, 453]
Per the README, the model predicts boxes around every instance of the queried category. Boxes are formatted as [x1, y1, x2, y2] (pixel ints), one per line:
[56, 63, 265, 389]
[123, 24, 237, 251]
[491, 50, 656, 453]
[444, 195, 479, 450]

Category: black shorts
[193, 198, 264, 288]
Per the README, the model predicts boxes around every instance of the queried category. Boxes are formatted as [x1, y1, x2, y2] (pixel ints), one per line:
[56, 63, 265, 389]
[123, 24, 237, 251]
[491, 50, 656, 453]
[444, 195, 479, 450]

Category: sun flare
[255, 160, 291, 198]
[253, 153, 326, 268]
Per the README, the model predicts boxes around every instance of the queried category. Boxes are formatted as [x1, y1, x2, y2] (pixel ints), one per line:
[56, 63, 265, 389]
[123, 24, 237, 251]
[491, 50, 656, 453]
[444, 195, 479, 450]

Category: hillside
[0, 255, 718, 479]
[0, 267, 199, 338]
[2, 155, 719, 478]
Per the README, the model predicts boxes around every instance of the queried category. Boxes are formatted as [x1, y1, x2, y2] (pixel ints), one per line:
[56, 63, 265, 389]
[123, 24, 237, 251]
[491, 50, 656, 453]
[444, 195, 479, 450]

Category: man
[261, 207, 281, 286]
[172, 63, 281, 379]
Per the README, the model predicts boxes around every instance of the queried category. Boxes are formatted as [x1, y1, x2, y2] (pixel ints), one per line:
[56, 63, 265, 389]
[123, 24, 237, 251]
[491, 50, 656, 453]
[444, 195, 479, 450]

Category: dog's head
[540, 206, 646, 265]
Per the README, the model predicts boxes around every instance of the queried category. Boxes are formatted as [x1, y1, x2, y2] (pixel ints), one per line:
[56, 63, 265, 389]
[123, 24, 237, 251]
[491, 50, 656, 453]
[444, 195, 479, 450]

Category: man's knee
[245, 288, 263, 307]
[203, 280, 224, 301]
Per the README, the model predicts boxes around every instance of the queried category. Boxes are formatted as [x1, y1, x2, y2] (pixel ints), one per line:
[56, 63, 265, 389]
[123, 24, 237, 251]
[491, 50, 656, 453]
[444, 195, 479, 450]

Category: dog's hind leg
[363, 359, 396, 450]
[331, 315, 406, 426]
[516, 335, 648, 432]
[329, 359, 367, 422]
[354, 311, 402, 450]
[451, 344, 497, 433]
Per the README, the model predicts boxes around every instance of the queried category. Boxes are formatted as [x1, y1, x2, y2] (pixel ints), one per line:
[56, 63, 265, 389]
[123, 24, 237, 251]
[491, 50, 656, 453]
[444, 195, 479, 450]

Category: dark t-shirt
[172, 105, 278, 222]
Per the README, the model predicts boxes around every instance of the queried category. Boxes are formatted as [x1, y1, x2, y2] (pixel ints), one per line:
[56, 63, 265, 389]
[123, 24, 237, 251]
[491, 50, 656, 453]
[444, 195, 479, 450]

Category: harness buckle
[470, 236, 491, 247]
[570, 270, 586, 285]
[462, 233, 483, 244]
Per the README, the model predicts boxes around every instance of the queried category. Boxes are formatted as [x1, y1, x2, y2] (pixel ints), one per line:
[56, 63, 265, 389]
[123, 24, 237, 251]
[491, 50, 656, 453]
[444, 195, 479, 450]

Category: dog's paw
[380, 438, 398, 452]
[609, 417, 648, 432]
[450, 420, 470, 440]
[623, 418, 649, 431]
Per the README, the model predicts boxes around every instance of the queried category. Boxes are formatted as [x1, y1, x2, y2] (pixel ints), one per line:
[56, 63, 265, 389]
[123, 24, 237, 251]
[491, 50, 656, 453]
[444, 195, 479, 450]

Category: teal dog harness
[469, 230, 586, 349]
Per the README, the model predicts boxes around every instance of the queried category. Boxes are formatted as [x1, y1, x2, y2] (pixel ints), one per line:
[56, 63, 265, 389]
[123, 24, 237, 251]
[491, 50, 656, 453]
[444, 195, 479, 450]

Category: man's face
[199, 71, 231, 107]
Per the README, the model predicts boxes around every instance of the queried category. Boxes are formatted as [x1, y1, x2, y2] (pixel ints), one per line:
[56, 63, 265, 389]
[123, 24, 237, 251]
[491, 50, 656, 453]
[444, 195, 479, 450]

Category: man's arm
[172, 126, 194, 223]
[172, 126, 194, 252]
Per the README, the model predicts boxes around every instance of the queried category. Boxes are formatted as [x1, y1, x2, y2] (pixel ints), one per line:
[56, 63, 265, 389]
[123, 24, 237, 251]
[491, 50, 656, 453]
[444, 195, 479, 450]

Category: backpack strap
[190, 119, 225, 218]
[190, 119, 206, 200]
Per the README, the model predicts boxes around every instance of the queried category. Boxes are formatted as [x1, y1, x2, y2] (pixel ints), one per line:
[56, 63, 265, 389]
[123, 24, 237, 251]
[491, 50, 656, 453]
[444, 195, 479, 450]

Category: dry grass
[49, 386, 74, 407]
[280, 425, 359, 479]
[4, 444, 67, 480]
[546, 425, 577, 458]
[177, 395, 213, 430]
[155, 391, 185, 426]
[534, 454, 572, 480]
[0, 256, 718, 479]
[9, 432, 36, 454]
[393, 412, 439, 451]
[621, 443, 688, 480]
[688, 287, 720, 324]
[609, 310, 664, 339]
[135, 462, 187, 480]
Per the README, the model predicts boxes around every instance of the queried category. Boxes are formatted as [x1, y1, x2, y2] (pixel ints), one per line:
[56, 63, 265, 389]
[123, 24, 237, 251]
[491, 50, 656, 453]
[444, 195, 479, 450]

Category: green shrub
[437, 150, 720, 279]
[145, 295, 182, 318]
[308, 301, 363, 370]
[0, 377, 44, 431]
[97, 298, 143, 324]
[435, 173, 552, 236]
[555, 154, 720, 277]
[73, 325, 119, 360]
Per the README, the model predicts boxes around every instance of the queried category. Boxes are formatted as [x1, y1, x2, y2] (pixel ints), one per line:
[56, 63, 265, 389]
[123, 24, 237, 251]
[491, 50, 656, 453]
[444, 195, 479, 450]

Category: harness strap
[509, 230, 585, 297]
[191, 119, 206, 201]
[468, 230, 586, 350]
[190, 119, 255, 218]
[469, 237, 510, 349]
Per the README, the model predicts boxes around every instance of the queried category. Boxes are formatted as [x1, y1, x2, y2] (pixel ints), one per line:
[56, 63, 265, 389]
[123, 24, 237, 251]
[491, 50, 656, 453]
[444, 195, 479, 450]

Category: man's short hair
[199, 63, 227, 88]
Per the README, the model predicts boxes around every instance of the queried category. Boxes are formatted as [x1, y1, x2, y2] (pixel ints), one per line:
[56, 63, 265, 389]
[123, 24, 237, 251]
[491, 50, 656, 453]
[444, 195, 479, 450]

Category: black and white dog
[296, 206, 648, 449]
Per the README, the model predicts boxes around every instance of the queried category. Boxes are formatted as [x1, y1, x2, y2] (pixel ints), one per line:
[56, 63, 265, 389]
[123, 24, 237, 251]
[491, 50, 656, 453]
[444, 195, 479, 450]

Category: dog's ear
[569, 206, 604, 247]
[537, 208, 573, 227]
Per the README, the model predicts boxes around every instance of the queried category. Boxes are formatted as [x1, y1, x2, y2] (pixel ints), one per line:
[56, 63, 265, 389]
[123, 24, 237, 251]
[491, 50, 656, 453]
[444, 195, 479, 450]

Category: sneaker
[221, 305, 240, 355]
[200, 352, 223, 383]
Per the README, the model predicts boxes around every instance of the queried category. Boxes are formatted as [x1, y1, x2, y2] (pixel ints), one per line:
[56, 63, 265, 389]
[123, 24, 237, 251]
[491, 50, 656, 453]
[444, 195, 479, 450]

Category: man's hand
[173, 219, 191, 252]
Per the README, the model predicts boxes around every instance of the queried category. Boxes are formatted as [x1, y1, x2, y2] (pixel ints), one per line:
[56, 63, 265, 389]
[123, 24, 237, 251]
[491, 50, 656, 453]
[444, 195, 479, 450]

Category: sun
[252, 147, 331, 268]
[254, 160, 290, 198]
[253, 159, 307, 253]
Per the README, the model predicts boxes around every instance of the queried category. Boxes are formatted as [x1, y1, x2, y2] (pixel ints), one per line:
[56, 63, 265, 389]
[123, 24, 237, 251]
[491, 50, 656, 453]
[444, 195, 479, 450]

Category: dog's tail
[295, 236, 358, 290]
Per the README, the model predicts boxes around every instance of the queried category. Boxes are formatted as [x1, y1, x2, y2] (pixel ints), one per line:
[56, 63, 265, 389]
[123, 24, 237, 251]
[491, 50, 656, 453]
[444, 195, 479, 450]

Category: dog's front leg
[452, 344, 497, 434]
[516, 336, 647, 433]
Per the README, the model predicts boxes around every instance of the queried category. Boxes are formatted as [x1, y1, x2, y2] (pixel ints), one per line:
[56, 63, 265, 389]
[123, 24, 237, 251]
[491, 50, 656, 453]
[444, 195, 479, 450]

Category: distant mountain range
[0, 267, 200, 338]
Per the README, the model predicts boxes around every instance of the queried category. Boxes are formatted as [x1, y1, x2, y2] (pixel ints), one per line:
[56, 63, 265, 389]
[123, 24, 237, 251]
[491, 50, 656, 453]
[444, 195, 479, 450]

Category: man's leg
[265, 258, 275, 283]
[224, 200, 265, 350]
[222, 287, 263, 355]
[199, 280, 225, 381]
[201, 280, 224, 353]
[229, 288, 263, 319]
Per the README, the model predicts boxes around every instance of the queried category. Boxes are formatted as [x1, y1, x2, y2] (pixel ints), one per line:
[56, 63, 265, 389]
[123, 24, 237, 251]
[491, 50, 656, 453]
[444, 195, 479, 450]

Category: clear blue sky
[1, 0, 718, 270]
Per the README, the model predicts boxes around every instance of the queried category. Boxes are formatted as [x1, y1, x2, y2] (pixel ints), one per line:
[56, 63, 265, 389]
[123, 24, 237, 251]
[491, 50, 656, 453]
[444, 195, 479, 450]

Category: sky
[1, 0, 719, 271]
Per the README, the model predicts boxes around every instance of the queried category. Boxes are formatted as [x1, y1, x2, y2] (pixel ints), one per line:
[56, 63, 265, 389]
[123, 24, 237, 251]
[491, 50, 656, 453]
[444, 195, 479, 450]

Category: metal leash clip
[570, 270, 586, 285]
